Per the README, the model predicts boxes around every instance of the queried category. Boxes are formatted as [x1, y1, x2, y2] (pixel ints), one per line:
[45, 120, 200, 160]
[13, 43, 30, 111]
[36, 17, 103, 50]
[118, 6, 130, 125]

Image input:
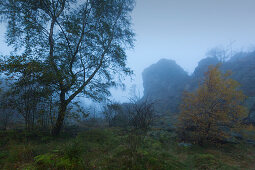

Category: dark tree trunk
[206, 122, 211, 140]
[51, 92, 67, 136]
[51, 102, 67, 136]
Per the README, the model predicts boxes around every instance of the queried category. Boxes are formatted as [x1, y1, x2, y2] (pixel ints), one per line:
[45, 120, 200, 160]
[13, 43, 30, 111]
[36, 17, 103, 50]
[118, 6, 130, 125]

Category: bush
[34, 153, 55, 168]
[62, 140, 84, 161]
[34, 144, 85, 170]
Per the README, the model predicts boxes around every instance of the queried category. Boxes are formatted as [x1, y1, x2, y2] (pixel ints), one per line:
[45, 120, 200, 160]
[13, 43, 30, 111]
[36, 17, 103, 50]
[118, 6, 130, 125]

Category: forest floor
[0, 128, 255, 170]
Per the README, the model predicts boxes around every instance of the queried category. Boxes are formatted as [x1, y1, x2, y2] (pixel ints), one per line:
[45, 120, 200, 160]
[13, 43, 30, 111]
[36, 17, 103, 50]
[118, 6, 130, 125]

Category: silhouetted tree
[0, 90, 15, 130]
[0, 0, 135, 135]
[128, 98, 156, 133]
[103, 102, 122, 127]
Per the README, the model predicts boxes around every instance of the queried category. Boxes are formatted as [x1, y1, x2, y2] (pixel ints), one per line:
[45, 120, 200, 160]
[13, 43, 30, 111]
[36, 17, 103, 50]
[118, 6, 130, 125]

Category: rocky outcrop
[142, 52, 255, 123]
[189, 57, 219, 90]
[142, 59, 189, 113]
[222, 51, 255, 96]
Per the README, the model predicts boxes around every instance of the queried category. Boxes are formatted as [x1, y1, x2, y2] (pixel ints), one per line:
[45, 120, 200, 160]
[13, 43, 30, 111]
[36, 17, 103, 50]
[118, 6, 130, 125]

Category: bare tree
[206, 42, 235, 63]
[102, 102, 122, 127]
[128, 98, 157, 133]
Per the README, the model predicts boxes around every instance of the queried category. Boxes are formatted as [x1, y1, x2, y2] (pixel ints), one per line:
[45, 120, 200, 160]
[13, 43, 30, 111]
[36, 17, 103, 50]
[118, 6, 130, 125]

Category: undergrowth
[0, 128, 254, 169]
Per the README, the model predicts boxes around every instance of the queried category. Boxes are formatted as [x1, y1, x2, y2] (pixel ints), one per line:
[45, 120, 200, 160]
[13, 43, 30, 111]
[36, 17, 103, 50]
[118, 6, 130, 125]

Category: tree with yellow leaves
[178, 65, 247, 145]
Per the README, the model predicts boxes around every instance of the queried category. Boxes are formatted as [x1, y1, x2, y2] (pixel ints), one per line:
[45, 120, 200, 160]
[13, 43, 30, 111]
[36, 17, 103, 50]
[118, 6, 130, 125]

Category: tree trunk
[51, 102, 67, 136]
[51, 92, 67, 136]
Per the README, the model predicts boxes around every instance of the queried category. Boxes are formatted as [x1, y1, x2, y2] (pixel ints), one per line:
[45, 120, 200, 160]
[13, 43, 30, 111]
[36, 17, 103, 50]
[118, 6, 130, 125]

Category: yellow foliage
[179, 65, 247, 144]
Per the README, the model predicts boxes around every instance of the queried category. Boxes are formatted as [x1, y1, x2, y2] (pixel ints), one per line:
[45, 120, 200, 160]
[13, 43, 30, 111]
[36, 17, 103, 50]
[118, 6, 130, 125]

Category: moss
[34, 153, 55, 167]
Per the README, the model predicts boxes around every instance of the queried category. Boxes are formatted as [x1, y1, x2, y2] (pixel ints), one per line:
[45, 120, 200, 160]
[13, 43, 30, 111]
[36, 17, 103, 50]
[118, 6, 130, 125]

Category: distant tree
[206, 42, 235, 63]
[206, 47, 228, 63]
[0, 0, 135, 135]
[0, 90, 15, 130]
[178, 65, 247, 145]
[128, 98, 156, 133]
[64, 101, 90, 125]
[3, 56, 49, 130]
[102, 102, 122, 127]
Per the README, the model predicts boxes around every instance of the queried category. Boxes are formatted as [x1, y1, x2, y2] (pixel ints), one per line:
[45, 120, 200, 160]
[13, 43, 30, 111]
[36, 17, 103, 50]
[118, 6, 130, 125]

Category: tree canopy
[0, 0, 135, 135]
[178, 65, 247, 145]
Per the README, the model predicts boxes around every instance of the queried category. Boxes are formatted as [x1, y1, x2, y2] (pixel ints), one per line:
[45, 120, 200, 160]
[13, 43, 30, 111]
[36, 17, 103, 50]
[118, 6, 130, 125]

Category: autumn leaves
[178, 65, 247, 145]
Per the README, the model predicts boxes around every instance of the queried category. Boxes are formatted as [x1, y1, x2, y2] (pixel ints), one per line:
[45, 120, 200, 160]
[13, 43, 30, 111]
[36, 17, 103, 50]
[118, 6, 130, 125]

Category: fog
[1, 1, 255, 166]
[1, 0, 255, 102]
[111, 0, 255, 102]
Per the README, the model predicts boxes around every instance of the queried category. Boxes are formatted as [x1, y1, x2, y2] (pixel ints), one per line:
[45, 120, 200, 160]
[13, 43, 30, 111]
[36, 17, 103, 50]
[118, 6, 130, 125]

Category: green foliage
[35, 153, 78, 169]
[55, 157, 73, 169]
[0, 128, 254, 169]
[0, 151, 8, 166]
[3, 143, 35, 169]
[61, 140, 83, 161]
[192, 154, 221, 169]
[0, 151, 7, 159]
[102, 102, 129, 128]
[31, 129, 186, 169]
[34, 144, 85, 169]
[107, 146, 185, 170]
[186, 153, 239, 170]
[34, 153, 55, 167]
[40, 136, 53, 143]
[77, 129, 115, 145]
[1, 0, 136, 135]
[10, 144, 34, 161]
[33, 129, 119, 169]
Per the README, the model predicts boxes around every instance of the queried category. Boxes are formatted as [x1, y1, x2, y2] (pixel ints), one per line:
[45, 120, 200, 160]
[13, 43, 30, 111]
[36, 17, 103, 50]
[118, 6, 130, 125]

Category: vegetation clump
[179, 65, 247, 145]
[1, 128, 254, 169]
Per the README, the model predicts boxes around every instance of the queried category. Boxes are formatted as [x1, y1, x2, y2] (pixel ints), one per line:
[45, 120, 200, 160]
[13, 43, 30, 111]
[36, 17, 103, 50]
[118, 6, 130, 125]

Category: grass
[0, 128, 254, 169]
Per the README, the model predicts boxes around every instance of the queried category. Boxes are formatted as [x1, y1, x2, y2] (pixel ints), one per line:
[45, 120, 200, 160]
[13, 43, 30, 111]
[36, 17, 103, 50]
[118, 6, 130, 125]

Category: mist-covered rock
[142, 51, 255, 123]
[142, 59, 189, 113]
[189, 56, 220, 90]
[222, 51, 255, 97]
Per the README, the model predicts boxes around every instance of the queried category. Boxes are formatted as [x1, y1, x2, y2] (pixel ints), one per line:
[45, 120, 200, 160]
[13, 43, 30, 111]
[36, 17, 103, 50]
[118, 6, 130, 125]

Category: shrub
[34, 153, 55, 168]
[34, 149, 84, 169]
[178, 66, 247, 145]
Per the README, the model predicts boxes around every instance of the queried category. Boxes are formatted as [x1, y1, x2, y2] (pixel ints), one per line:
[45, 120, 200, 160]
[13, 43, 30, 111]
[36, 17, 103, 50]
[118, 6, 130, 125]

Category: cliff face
[142, 52, 255, 123]
[188, 57, 220, 90]
[222, 52, 255, 97]
[222, 52, 255, 124]
[142, 59, 189, 113]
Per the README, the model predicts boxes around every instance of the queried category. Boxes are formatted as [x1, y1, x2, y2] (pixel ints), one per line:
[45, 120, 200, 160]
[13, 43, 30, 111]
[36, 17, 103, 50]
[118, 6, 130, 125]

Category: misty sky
[115, 0, 255, 101]
[1, 0, 255, 102]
